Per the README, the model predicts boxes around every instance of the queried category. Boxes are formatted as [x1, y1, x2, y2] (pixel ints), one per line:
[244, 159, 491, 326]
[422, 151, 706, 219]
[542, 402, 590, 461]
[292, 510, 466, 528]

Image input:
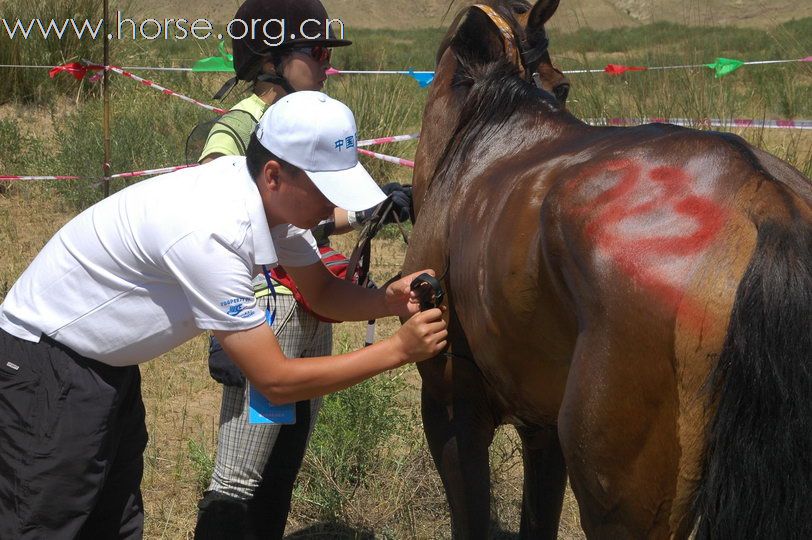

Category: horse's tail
[693, 217, 812, 539]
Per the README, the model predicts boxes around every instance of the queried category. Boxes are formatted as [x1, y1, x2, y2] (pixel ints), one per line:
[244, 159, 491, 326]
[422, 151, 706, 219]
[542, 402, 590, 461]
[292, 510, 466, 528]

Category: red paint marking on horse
[566, 159, 726, 329]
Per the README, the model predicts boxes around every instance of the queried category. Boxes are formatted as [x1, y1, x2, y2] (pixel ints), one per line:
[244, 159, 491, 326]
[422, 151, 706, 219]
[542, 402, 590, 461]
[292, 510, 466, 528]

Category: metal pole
[102, 0, 111, 197]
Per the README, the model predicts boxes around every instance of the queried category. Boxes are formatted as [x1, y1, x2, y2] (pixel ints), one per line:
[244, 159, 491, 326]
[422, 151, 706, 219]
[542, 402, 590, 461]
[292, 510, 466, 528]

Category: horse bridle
[471, 3, 551, 89]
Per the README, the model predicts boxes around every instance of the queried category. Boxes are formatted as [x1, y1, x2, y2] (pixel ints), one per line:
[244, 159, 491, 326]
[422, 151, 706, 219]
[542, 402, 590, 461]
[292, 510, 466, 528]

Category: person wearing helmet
[194, 1, 412, 538]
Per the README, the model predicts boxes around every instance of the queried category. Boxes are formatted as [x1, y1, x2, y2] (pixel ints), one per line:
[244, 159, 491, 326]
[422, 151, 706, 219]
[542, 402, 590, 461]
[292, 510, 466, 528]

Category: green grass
[332, 27, 446, 72]
[552, 19, 811, 57]
[187, 438, 216, 494]
[50, 87, 213, 209]
[0, 0, 107, 104]
[0, 119, 45, 173]
[553, 18, 812, 123]
[295, 360, 409, 521]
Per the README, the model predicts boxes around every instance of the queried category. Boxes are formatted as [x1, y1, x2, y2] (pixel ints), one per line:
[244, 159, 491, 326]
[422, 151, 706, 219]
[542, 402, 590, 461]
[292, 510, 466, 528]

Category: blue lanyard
[261, 265, 277, 326]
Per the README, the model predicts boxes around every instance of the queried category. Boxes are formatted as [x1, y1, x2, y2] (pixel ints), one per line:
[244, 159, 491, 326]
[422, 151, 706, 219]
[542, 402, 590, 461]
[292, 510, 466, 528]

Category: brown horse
[402, 1, 812, 538]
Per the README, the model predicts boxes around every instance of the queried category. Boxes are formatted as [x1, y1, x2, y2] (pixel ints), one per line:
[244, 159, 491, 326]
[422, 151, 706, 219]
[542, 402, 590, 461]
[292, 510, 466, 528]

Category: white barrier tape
[1, 164, 197, 183]
[95, 63, 228, 115]
[108, 164, 197, 179]
[6, 116, 808, 182]
[586, 117, 812, 130]
[358, 149, 415, 168]
[0, 175, 81, 181]
[357, 133, 420, 147]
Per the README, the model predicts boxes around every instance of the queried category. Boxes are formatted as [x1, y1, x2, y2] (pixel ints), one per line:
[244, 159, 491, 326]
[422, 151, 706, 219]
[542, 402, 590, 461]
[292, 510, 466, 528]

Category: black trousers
[0, 329, 148, 539]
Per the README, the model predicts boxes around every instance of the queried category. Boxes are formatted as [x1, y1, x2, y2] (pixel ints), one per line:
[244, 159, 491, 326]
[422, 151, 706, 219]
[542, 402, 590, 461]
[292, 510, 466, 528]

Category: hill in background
[132, 0, 811, 30]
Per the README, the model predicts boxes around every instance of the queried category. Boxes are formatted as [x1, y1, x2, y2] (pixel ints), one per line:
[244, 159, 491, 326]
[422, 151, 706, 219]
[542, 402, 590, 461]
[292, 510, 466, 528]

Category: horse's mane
[431, 52, 562, 188]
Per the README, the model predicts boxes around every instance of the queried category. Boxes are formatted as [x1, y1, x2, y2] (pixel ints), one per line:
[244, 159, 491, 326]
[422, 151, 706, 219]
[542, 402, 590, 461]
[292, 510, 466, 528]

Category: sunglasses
[290, 45, 332, 64]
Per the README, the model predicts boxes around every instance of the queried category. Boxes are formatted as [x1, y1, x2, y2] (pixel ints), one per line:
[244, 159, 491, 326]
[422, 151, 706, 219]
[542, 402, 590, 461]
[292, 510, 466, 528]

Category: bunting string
[9, 53, 808, 88]
[8, 53, 811, 183]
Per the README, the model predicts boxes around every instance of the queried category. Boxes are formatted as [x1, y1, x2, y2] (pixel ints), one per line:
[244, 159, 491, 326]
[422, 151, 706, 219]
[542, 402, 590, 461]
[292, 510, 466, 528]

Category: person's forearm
[218, 302, 446, 405]
[286, 261, 416, 322]
[254, 338, 406, 404]
[308, 274, 391, 321]
[330, 208, 355, 235]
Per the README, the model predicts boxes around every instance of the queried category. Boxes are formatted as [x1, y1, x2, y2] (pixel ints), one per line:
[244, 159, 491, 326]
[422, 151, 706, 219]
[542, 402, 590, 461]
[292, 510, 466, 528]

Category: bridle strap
[469, 4, 560, 91]
[471, 4, 526, 79]
[345, 197, 409, 285]
[521, 34, 550, 71]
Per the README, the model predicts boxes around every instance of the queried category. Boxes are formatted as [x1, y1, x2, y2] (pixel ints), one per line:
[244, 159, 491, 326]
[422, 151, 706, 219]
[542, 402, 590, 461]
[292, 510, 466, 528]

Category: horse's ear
[528, 0, 560, 28]
[449, 7, 506, 66]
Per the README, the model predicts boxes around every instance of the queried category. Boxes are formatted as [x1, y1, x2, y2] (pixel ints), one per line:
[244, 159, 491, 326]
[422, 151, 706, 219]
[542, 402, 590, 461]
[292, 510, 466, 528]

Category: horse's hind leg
[516, 425, 567, 539]
[558, 330, 680, 539]
[420, 353, 498, 539]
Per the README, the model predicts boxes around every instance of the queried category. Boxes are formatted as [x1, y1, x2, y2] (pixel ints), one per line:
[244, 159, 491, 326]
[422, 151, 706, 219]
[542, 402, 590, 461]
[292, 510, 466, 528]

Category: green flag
[193, 41, 234, 73]
[706, 57, 744, 78]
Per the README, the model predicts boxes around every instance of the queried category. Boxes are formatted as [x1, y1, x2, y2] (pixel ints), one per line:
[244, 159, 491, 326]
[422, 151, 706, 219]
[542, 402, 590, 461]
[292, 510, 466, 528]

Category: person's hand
[385, 269, 437, 318]
[389, 308, 448, 365]
[357, 183, 413, 225]
[382, 183, 412, 224]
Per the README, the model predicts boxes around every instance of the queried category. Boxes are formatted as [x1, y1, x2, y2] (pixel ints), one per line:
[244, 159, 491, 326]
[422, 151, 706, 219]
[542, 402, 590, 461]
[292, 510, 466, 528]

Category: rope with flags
[324, 56, 812, 85]
[11, 56, 808, 183]
[20, 53, 809, 88]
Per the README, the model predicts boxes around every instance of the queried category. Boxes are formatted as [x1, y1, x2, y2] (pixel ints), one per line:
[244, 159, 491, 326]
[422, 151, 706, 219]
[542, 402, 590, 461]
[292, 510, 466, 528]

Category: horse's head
[412, 0, 569, 215]
[437, 0, 570, 104]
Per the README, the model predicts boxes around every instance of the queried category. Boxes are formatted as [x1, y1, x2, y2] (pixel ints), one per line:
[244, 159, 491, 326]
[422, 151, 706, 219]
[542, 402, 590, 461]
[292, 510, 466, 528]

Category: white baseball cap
[255, 91, 386, 212]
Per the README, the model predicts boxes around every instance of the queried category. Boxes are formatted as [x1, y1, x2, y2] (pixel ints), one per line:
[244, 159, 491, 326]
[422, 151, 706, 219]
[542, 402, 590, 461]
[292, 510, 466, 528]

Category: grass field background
[0, 0, 810, 537]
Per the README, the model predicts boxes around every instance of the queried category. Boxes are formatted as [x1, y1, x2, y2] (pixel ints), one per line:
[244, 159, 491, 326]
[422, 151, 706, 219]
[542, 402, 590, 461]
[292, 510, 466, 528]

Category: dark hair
[245, 132, 298, 180]
[245, 50, 289, 90]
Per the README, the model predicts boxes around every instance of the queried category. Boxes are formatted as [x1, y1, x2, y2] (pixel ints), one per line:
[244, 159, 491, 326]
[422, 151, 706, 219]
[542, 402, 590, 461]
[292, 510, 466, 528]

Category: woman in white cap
[0, 90, 445, 540]
[194, 0, 412, 538]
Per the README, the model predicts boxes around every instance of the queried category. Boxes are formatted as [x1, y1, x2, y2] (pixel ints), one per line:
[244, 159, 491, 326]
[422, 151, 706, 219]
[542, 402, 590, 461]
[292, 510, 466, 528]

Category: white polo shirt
[0, 156, 320, 366]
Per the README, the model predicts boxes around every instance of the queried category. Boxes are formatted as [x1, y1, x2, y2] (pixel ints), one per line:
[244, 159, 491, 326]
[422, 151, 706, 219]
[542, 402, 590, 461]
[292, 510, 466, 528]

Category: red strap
[269, 246, 358, 323]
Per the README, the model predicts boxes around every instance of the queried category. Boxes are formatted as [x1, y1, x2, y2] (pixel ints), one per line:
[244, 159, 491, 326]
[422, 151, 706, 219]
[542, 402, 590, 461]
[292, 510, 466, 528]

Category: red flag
[604, 64, 648, 75]
[49, 62, 103, 80]
[49, 62, 88, 80]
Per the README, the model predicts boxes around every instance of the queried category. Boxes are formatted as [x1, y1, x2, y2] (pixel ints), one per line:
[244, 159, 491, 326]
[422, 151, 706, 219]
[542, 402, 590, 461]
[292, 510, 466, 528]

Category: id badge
[248, 266, 296, 425]
[248, 383, 296, 425]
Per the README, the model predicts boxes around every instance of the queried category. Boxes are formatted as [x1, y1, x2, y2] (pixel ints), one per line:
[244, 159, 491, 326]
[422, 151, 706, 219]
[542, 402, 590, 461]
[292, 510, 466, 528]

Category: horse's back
[541, 126, 811, 328]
